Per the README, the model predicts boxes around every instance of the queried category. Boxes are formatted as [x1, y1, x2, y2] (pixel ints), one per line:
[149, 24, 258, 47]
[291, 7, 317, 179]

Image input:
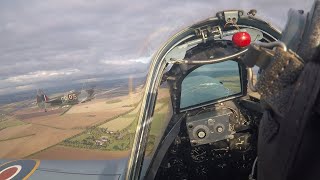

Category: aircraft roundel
[68, 94, 73, 100]
[0, 159, 40, 180]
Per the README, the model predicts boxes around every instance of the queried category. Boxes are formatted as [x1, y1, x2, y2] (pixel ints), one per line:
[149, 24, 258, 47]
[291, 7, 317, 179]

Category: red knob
[232, 32, 251, 47]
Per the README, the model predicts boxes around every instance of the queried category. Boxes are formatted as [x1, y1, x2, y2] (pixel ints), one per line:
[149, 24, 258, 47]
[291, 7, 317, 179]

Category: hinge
[194, 25, 222, 43]
[216, 10, 245, 23]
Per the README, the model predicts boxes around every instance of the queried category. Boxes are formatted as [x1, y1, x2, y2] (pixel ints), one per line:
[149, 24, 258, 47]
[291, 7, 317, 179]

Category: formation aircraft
[36, 88, 94, 111]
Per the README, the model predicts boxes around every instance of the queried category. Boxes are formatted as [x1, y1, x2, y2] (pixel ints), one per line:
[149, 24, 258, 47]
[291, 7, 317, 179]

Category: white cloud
[100, 60, 133, 65]
[74, 77, 104, 83]
[0, 0, 315, 97]
[15, 85, 34, 90]
[5, 69, 80, 83]
[101, 56, 151, 65]
[128, 56, 151, 64]
[0, 85, 35, 96]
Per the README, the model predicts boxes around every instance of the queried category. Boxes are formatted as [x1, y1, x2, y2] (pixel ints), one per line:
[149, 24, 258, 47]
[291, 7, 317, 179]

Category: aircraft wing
[45, 97, 62, 104]
[0, 159, 128, 180]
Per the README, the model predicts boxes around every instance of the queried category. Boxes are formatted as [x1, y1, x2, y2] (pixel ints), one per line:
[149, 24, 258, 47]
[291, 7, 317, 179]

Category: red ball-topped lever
[232, 32, 251, 47]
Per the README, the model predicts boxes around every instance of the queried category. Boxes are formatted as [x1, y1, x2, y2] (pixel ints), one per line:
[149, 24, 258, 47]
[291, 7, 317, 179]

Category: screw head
[197, 131, 206, 139]
[216, 126, 224, 133]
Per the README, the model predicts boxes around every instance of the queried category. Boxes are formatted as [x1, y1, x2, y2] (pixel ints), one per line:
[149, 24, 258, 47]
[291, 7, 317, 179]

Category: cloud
[5, 69, 80, 83]
[101, 56, 151, 65]
[15, 85, 35, 91]
[0, 0, 315, 97]
[74, 77, 105, 84]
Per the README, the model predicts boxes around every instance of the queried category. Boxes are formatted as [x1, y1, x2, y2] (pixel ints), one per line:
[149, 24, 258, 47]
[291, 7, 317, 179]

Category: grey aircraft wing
[0, 159, 128, 180]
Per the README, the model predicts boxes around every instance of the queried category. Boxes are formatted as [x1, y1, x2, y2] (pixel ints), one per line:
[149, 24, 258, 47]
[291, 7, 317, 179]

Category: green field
[106, 99, 122, 104]
[61, 97, 170, 151]
[0, 118, 27, 131]
[62, 128, 133, 151]
[61, 104, 139, 151]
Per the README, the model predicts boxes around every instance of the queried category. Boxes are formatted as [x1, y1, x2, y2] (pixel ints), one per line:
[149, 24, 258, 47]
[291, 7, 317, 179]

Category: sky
[0, 0, 315, 96]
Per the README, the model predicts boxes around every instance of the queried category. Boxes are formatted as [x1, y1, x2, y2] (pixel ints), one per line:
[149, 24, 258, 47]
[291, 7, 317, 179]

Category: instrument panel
[155, 99, 261, 180]
[186, 109, 235, 146]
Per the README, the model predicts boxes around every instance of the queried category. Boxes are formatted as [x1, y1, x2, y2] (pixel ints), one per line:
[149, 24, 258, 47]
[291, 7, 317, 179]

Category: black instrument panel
[186, 109, 235, 146]
[155, 98, 262, 180]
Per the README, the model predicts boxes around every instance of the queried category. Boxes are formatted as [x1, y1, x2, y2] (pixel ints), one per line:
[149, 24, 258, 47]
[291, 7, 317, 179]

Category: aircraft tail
[43, 94, 49, 102]
[36, 89, 50, 103]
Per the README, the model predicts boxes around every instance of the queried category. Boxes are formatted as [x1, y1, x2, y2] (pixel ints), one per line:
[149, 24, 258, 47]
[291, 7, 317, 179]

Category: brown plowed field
[0, 124, 82, 158]
[15, 109, 64, 120]
[0, 90, 144, 159]
[23, 109, 130, 130]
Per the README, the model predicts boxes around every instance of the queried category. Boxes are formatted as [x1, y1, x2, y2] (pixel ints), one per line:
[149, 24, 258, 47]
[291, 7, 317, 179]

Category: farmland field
[0, 87, 144, 159]
[0, 83, 174, 160]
